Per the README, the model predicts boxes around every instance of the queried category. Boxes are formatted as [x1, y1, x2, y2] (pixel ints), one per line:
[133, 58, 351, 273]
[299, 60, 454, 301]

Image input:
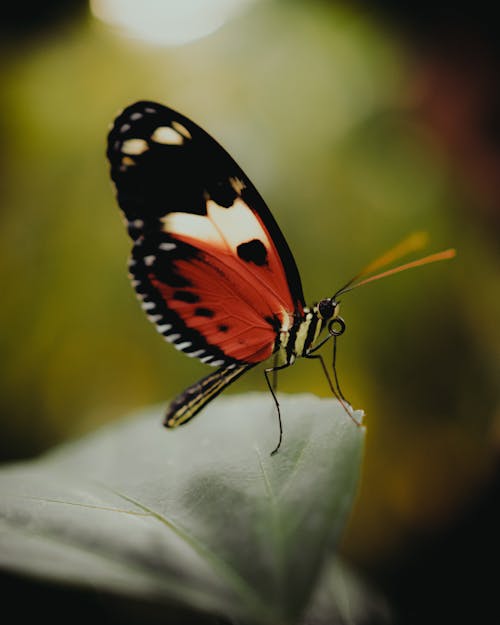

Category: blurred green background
[1, 1, 499, 621]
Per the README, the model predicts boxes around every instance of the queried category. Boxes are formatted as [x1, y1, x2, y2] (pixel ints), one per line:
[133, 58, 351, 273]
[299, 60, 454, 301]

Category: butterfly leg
[331, 335, 347, 403]
[264, 361, 293, 456]
[304, 353, 339, 398]
[272, 352, 279, 392]
[304, 352, 360, 426]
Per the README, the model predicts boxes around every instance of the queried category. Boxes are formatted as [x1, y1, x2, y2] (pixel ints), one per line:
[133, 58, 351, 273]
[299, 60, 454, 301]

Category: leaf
[0, 393, 365, 624]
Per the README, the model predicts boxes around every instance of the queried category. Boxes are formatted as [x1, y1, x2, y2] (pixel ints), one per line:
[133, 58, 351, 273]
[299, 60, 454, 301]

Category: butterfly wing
[107, 101, 305, 374]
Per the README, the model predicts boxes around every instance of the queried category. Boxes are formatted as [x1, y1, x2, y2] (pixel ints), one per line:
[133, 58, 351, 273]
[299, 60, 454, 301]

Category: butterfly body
[107, 100, 340, 430]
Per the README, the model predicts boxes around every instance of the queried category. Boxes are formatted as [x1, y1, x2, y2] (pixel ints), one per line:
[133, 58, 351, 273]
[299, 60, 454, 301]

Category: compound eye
[318, 298, 334, 320]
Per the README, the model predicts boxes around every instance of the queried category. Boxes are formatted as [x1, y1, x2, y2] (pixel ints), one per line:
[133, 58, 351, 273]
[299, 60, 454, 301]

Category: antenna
[333, 233, 456, 299]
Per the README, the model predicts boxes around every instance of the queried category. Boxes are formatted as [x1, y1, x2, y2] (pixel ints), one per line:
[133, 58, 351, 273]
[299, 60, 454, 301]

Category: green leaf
[0, 393, 365, 624]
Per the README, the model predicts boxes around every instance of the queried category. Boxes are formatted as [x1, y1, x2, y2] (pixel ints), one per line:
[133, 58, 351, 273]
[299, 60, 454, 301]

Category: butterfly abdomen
[165, 362, 255, 427]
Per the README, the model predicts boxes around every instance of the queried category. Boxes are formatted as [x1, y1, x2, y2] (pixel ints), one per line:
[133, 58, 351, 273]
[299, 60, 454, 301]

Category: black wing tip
[116, 99, 162, 115]
[106, 100, 191, 158]
[108, 101, 156, 134]
[106, 101, 168, 169]
[109, 100, 182, 129]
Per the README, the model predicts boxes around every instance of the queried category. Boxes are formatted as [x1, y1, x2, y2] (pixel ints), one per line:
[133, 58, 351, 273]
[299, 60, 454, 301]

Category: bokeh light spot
[90, 0, 257, 46]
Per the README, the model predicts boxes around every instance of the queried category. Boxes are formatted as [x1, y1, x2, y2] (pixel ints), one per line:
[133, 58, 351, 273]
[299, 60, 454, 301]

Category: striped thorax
[279, 298, 340, 365]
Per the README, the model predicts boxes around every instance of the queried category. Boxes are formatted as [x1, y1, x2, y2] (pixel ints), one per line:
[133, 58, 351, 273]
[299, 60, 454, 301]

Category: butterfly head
[317, 298, 338, 322]
[317, 298, 346, 338]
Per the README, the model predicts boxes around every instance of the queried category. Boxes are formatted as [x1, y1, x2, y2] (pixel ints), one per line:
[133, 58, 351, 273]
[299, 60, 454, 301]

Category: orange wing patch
[162, 196, 296, 313]
[148, 194, 297, 363]
[149, 241, 288, 363]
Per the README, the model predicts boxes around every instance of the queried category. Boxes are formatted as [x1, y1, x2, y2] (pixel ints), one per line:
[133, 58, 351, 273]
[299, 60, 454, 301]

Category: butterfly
[107, 101, 455, 453]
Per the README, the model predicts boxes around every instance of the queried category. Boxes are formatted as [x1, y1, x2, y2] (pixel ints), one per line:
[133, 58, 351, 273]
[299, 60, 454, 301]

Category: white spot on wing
[175, 341, 192, 351]
[144, 254, 156, 266]
[172, 121, 192, 139]
[229, 177, 246, 195]
[162, 197, 273, 259]
[151, 126, 184, 145]
[159, 242, 176, 251]
[207, 198, 271, 253]
[210, 359, 225, 366]
[122, 138, 149, 155]
[130, 112, 143, 120]
[120, 156, 136, 171]
[165, 333, 181, 343]
[186, 349, 204, 358]
[162, 212, 223, 247]
[142, 301, 156, 311]
[157, 324, 172, 333]
[120, 123, 131, 133]
[147, 314, 163, 322]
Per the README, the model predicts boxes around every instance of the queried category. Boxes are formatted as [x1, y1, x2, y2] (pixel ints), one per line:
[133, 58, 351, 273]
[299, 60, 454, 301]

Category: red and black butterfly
[107, 101, 455, 453]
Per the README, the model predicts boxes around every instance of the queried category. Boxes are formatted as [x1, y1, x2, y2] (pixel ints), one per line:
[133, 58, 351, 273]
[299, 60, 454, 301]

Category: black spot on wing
[206, 179, 237, 207]
[236, 239, 268, 266]
[154, 266, 191, 288]
[218, 324, 229, 332]
[195, 307, 215, 318]
[173, 290, 200, 303]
